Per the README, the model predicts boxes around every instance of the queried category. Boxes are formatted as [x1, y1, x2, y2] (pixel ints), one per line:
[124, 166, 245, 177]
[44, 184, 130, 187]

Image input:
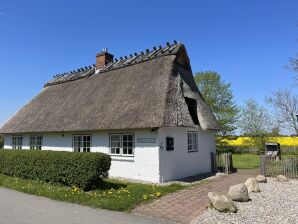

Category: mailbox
[166, 137, 174, 151]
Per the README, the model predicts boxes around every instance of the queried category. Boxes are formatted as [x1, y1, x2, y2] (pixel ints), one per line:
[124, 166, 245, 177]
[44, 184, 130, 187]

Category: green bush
[0, 150, 111, 190]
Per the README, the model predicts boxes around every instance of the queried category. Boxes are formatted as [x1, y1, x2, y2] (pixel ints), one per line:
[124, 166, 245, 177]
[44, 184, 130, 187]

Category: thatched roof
[0, 42, 219, 134]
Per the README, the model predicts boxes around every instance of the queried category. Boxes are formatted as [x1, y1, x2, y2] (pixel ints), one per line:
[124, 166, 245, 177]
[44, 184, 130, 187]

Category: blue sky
[0, 0, 297, 126]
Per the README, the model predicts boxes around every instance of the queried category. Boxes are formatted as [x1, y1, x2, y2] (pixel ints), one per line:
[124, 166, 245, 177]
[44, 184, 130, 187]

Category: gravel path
[193, 178, 298, 224]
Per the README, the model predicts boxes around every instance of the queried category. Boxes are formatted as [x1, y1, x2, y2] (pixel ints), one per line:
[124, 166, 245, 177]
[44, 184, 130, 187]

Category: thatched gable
[0, 42, 219, 134]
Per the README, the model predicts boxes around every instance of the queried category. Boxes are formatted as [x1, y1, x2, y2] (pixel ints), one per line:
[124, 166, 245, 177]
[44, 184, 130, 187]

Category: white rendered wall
[3, 127, 215, 183]
[3, 130, 160, 183]
[158, 127, 216, 182]
[92, 130, 160, 182]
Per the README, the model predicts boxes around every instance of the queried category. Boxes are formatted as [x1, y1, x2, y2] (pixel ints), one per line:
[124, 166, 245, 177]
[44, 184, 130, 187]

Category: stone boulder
[256, 175, 267, 183]
[208, 192, 237, 213]
[277, 175, 289, 182]
[245, 177, 261, 193]
[228, 183, 249, 202]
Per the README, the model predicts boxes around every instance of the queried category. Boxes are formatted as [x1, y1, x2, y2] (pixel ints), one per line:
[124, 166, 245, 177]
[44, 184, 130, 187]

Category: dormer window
[185, 97, 199, 125]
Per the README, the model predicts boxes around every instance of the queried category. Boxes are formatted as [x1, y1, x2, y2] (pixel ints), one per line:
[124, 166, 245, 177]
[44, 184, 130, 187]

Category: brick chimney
[96, 48, 114, 70]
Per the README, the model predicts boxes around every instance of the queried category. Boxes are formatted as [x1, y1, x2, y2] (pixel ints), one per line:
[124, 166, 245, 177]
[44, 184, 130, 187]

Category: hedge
[0, 150, 111, 190]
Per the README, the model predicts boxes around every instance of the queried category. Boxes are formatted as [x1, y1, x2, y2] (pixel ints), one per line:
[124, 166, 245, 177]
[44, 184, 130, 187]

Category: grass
[232, 153, 296, 169]
[232, 154, 260, 169]
[0, 174, 184, 211]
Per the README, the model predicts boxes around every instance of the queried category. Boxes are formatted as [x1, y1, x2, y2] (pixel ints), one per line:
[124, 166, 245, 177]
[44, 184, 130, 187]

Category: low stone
[208, 192, 237, 213]
[277, 175, 289, 182]
[256, 175, 267, 183]
[245, 177, 261, 193]
[228, 183, 249, 202]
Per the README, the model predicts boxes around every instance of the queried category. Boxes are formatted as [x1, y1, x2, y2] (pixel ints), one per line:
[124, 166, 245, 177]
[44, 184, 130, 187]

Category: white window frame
[109, 133, 134, 157]
[29, 136, 43, 150]
[12, 136, 23, 150]
[187, 131, 198, 152]
[73, 135, 92, 152]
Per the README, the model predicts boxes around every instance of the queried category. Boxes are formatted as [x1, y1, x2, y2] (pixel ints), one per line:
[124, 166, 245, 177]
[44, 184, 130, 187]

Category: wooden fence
[211, 152, 233, 174]
[260, 155, 298, 179]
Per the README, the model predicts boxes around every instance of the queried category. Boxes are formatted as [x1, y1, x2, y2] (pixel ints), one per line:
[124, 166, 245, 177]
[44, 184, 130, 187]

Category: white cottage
[0, 42, 219, 183]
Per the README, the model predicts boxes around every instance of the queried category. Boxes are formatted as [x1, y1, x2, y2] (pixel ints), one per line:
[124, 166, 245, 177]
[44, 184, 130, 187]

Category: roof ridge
[44, 41, 181, 87]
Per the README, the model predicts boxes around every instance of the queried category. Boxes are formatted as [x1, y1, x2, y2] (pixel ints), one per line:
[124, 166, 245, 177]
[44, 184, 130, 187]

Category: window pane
[111, 135, 120, 141]
[111, 142, 120, 147]
[128, 135, 133, 141]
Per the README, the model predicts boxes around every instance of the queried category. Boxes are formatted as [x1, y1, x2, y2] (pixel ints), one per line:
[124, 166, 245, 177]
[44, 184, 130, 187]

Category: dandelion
[143, 194, 148, 200]
[155, 192, 161, 197]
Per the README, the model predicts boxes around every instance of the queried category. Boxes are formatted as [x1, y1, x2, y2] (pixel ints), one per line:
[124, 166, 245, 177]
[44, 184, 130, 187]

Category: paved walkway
[133, 169, 259, 224]
[0, 188, 171, 224]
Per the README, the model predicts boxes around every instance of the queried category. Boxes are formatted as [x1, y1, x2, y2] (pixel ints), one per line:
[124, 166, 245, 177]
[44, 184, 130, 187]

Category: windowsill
[188, 150, 198, 153]
[111, 155, 134, 162]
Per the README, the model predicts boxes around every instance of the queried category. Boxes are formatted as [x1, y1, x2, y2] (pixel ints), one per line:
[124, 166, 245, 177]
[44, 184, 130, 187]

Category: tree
[238, 99, 272, 135]
[289, 54, 298, 72]
[289, 55, 298, 84]
[194, 71, 239, 136]
[238, 99, 272, 154]
[0, 135, 3, 149]
[266, 89, 298, 135]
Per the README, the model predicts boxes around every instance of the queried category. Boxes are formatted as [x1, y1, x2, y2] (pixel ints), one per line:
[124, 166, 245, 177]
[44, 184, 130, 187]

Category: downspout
[158, 128, 165, 183]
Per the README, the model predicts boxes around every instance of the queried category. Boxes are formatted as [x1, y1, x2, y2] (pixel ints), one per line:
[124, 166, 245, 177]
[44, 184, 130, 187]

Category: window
[185, 98, 199, 125]
[30, 136, 43, 150]
[110, 133, 134, 156]
[187, 132, 198, 152]
[73, 135, 91, 152]
[12, 136, 23, 150]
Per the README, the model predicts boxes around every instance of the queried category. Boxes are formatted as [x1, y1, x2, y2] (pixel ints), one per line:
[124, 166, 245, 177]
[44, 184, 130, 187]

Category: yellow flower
[155, 192, 161, 197]
[220, 136, 298, 147]
[143, 194, 148, 200]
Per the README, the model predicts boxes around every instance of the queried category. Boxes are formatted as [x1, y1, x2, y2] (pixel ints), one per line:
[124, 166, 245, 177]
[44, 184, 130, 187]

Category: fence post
[210, 152, 216, 172]
[227, 153, 231, 174]
[225, 153, 229, 174]
[260, 155, 266, 176]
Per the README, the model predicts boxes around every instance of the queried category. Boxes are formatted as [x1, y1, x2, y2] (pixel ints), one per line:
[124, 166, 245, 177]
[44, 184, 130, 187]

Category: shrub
[0, 150, 111, 190]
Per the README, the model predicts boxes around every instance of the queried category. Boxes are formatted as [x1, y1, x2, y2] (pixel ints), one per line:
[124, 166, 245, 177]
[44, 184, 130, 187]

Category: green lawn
[0, 174, 184, 211]
[232, 153, 295, 169]
[232, 154, 260, 169]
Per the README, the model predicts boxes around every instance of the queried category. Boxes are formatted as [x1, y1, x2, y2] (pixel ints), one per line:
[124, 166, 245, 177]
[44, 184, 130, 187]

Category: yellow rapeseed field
[224, 137, 298, 147]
